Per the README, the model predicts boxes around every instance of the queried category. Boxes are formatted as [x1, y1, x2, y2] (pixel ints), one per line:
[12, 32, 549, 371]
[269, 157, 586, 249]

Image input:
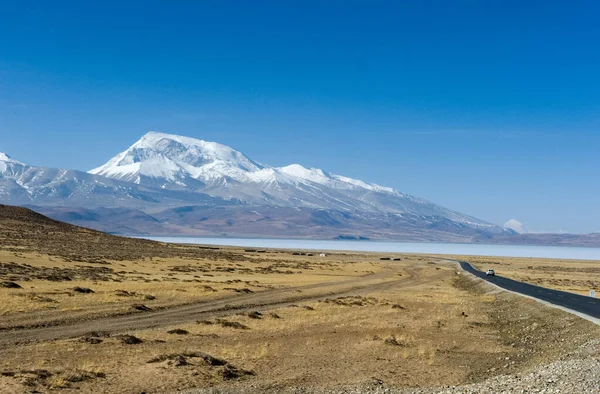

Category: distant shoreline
[135, 236, 600, 261]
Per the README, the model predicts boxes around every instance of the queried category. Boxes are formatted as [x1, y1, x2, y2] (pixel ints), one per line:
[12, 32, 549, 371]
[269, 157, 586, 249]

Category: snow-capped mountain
[0, 132, 514, 239]
[91, 132, 395, 194]
[89, 132, 503, 233]
[0, 151, 227, 209]
[90, 132, 263, 190]
[504, 219, 528, 234]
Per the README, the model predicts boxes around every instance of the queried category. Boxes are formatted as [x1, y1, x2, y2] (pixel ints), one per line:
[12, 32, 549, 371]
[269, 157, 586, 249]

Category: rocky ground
[182, 340, 599, 394]
[405, 341, 600, 394]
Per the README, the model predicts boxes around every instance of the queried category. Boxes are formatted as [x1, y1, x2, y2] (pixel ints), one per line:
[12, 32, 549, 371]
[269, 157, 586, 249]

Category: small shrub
[384, 336, 408, 347]
[0, 371, 16, 377]
[147, 351, 227, 366]
[221, 365, 255, 380]
[72, 287, 94, 294]
[216, 320, 250, 330]
[131, 304, 152, 311]
[64, 370, 106, 383]
[27, 294, 57, 303]
[0, 281, 22, 289]
[118, 335, 143, 345]
[80, 334, 104, 344]
[167, 329, 189, 335]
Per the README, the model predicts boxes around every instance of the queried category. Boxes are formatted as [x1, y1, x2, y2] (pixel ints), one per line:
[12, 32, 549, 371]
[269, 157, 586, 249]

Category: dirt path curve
[0, 263, 446, 347]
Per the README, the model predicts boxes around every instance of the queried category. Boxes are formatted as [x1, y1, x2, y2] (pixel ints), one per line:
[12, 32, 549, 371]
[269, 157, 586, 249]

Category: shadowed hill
[0, 204, 77, 230]
[0, 204, 237, 262]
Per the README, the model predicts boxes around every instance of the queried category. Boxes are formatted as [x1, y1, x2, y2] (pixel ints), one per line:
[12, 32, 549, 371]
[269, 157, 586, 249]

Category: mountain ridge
[88, 132, 501, 231]
[0, 150, 230, 209]
[1, 131, 513, 241]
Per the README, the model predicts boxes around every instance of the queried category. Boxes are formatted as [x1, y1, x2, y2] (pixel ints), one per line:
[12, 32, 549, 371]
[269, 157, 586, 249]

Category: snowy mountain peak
[504, 219, 528, 234]
[89, 132, 263, 186]
[279, 164, 330, 183]
[133, 132, 262, 169]
[90, 131, 402, 197]
[0, 152, 26, 173]
[0, 153, 23, 164]
[119, 131, 261, 170]
[83, 131, 508, 234]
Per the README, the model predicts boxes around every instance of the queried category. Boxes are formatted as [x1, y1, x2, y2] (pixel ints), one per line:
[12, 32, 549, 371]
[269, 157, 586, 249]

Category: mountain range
[1, 132, 516, 241]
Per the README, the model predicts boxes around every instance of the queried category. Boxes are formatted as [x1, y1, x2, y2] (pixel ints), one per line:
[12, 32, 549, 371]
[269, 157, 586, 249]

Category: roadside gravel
[180, 340, 600, 394]
[404, 357, 600, 394]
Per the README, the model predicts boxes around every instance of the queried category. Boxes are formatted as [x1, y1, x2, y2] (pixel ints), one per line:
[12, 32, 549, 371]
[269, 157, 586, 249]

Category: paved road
[459, 261, 600, 319]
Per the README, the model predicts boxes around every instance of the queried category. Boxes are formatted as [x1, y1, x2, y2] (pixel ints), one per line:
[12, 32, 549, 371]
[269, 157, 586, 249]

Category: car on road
[486, 269, 495, 276]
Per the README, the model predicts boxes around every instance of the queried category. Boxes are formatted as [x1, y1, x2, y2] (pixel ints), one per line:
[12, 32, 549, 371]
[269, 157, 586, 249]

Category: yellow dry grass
[0, 248, 383, 327]
[1, 237, 599, 393]
[1, 256, 598, 394]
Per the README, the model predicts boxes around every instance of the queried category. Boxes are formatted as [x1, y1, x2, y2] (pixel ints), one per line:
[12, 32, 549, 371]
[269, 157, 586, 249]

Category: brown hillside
[0, 204, 233, 262]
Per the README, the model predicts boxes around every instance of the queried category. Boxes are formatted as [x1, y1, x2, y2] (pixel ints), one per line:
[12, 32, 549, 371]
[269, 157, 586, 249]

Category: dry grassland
[0, 206, 598, 393]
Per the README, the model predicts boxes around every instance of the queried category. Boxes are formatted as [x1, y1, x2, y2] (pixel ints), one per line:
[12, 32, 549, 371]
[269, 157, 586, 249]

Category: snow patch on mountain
[504, 219, 528, 234]
[0, 152, 21, 164]
[0, 153, 25, 173]
[90, 131, 262, 182]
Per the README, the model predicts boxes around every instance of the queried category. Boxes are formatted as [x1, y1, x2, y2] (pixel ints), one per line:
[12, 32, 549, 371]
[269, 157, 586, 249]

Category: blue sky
[1, 1, 599, 233]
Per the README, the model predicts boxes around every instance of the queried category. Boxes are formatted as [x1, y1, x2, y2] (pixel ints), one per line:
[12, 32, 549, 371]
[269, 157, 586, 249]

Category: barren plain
[0, 205, 598, 393]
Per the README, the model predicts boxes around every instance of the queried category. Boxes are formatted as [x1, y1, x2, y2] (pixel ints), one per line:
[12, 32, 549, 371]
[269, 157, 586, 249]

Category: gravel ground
[403, 358, 600, 394]
[180, 340, 600, 394]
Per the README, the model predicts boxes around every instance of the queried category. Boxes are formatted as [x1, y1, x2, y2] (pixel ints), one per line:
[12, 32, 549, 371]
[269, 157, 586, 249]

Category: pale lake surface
[142, 237, 600, 261]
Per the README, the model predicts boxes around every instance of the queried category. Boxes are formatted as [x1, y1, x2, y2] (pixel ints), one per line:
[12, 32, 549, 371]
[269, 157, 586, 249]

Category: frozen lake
[142, 237, 600, 261]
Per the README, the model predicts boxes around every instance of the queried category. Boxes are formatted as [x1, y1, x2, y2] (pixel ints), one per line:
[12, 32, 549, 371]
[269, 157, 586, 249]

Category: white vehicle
[486, 269, 495, 276]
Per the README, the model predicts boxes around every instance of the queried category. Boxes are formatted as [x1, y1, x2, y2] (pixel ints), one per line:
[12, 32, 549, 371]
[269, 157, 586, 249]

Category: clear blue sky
[1, 1, 599, 233]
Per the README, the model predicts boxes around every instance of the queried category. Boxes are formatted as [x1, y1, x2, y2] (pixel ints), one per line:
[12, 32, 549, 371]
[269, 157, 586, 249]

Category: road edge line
[456, 262, 600, 326]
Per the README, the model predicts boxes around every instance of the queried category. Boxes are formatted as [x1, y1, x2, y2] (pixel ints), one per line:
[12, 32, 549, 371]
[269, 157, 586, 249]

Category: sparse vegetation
[80, 332, 108, 344]
[0, 206, 598, 393]
[215, 319, 250, 330]
[147, 351, 227, 366]
[384, 335, 409, 347]
[248, 311, 263, 319]
[3, 368, 106, 390]
[117, 334, 143, 345]
[0, 281, 21, 289]
[131, 303, 152, 311]
[72, 286, 94, 294]
[221, 364, 255, 380]
[167, 328, 189, 335]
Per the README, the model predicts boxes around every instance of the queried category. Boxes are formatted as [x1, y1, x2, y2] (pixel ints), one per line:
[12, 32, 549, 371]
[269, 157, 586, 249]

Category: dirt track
[0, 264, 443, 347]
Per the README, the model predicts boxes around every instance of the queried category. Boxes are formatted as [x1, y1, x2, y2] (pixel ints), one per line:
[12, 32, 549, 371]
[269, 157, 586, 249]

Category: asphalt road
[459, 261, 600, 319]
